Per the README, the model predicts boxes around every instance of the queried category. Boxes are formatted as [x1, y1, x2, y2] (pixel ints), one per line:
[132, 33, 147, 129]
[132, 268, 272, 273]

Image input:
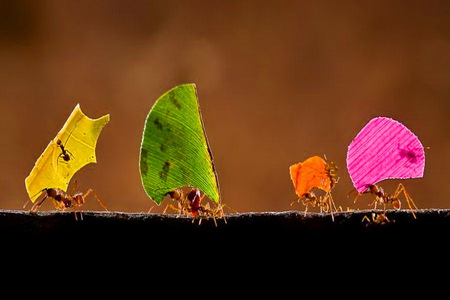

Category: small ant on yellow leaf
[163, 188, 226, 226]
[55, 125, 77, 166]
[56, 138, 74, 163]
[352, 183, 418, 219]
[27, 180, 108, 221]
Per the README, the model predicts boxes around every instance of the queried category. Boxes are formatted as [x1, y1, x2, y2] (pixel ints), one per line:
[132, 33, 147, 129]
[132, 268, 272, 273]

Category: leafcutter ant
[291, 156, 339, 221]
[352, 183, 418, 219]
[56, 139, 74, 163]
[163, 188, 226, 226]
[55, 125, 76, 166]
[324, 157, 339, 189]
[362, 212, 391, 225]
[29, 180, 108, 221]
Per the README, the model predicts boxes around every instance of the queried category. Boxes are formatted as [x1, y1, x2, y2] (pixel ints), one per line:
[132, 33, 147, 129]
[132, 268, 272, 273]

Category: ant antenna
[23, 199, 30, 209]
[25, 188, 47, 208]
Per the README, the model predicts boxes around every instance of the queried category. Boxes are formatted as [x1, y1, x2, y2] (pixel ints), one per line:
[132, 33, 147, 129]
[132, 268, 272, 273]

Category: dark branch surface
[2, 209, 450, 256]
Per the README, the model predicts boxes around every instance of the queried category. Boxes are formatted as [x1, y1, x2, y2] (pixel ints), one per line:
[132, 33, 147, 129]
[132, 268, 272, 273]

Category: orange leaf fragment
[289, 156, 332, 198]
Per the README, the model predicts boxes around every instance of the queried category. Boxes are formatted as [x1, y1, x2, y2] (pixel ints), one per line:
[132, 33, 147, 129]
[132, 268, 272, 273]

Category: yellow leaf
[25, 104, 110, 202]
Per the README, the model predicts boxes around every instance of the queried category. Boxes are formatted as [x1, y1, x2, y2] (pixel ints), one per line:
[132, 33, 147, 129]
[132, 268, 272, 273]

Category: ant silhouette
[362, 212, 391, 225]
[27, 180, 108, 221]
[55, 125, 77, 167]
[56, 139, 74, 163]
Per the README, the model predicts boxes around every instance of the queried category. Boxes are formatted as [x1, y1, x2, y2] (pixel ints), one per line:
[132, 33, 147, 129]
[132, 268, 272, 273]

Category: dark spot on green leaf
[159, 161, 171, 180]
[169, 92, 181, 109]
[140, 149, 148, 175]
[160, 144, 167, 152]
[154, 118, 163, 130]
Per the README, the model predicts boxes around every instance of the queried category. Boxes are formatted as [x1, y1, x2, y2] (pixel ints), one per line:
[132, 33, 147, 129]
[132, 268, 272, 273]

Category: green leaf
[139, 84, 220, 205]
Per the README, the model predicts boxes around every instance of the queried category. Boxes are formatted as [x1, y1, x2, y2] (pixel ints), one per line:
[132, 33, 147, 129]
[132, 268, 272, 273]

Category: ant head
[167, 189, 182, 201]
[367, 184, 382, 194]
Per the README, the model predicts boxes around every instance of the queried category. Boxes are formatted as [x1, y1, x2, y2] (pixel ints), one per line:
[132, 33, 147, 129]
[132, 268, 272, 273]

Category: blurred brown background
[1, 0, 448, 213]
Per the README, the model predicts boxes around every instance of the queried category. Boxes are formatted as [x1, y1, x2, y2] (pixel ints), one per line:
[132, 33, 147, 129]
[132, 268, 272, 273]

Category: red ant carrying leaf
[350, 183, 418, 225]
[162, 188, 226, 226]
[289, 155, 339, 220]
[25, 180, 108, 221]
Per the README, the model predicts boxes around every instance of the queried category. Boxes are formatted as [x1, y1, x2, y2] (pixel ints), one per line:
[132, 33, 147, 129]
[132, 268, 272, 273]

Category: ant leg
[395, 184, 417, 219]
[348, 189, 360, 203]
[66, 149, 74, 160]
[72, 179, 78, 195]
[303, 200, 309, 216]
[329, 193, 337, 212]
[201, 204, 218, 226]
[75, 203, 83, 221]
[397, 183, 418, 209]
[177, 198, 186, 215]
[72, 205, 79, 221]
[83, 189, 108, 211]
[290, 198, 300, 206]
[223, 203, 238, 213]
[31, 195, 49, 212]
[372, 213, 377, 222]
[51, 198, 62, 211]
[372, 197, 378, 210]
[392, 198, 402, 210]
[326, 193, 336, 222]
[219, 205, 227, 224]
[200, 193, 206, 202]
[211, 214, 218, 227]
[23, 200, 30, 209]
[362, 215, 371, 223]
[163, 204, 182, 214]
[56, 153, 61, 170]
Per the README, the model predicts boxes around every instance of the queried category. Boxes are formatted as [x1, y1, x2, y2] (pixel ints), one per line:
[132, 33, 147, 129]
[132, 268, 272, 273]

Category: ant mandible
[163, 188, 226, 226]
[30, 180, 108, 221]
[353, 183, 418, 219]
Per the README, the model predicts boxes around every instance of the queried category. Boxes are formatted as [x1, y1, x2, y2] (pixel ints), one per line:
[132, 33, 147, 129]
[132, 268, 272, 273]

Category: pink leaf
[347, 117, 425, 193]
